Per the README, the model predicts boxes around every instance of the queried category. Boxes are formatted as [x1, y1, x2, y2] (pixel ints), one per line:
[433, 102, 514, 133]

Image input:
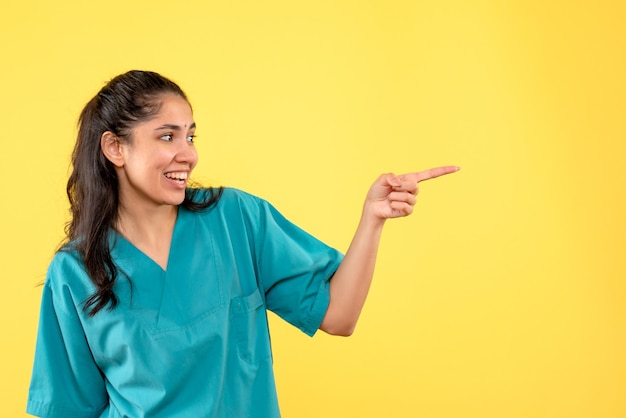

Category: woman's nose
[174, 141, 198, 165]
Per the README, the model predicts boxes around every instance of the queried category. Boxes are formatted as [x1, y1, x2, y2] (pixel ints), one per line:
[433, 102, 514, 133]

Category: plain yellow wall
[2, 0, 625, 416]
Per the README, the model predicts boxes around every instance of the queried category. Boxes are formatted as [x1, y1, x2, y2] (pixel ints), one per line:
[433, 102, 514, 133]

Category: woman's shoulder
[50, 243, 83, 270]
[43, 245, 96, 305]
[184, 187, 279, 230]
[188, 187, 267, 209]
[221, 187, 265, 203]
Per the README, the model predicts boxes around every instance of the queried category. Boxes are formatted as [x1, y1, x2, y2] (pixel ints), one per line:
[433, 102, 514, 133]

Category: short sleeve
[254, 199, 343, 337]
[27, 262, 108, 418]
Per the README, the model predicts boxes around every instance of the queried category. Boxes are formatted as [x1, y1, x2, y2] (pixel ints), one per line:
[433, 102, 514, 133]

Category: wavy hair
[65, 70, 222, 316]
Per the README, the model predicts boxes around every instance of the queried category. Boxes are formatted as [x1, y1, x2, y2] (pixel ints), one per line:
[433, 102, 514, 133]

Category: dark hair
[65, 70, 222, 316]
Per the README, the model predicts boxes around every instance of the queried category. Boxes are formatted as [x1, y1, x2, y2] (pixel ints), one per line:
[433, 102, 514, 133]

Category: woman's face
[114, 94, 198, 210]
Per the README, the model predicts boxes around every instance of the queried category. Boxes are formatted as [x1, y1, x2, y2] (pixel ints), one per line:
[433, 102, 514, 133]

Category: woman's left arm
[319, 166, 459, 336]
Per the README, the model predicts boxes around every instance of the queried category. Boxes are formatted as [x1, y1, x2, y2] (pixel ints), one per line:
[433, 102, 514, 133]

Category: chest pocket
[230, 289, 272, 365]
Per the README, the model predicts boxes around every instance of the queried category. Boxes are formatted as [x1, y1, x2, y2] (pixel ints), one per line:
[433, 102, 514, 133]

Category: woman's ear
[101, 131, 125, 167]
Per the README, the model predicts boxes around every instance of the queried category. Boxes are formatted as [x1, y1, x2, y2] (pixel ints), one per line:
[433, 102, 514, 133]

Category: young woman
[27, 70, 458, 418]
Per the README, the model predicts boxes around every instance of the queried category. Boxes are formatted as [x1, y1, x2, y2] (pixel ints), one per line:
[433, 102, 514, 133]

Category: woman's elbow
[319, 318, 357, 337]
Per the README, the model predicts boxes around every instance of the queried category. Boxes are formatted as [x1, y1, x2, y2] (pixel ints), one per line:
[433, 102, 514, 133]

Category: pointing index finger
[402, 166, 460, 183]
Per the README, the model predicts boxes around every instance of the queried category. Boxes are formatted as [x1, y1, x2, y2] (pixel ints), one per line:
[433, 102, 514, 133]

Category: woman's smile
[164, 171, 189, 187]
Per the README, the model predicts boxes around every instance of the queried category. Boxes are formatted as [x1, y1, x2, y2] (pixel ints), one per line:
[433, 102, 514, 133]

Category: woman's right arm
[27, 282, 108, 418]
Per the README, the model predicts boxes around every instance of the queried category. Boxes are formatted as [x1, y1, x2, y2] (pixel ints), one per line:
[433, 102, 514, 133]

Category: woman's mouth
[164, 171, 188, 185]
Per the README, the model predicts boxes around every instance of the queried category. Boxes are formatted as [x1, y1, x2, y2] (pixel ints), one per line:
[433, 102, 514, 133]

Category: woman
[27, 70, 458, 417]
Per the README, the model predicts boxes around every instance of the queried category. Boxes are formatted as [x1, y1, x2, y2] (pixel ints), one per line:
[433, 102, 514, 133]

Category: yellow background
[1, 0, 624, 416]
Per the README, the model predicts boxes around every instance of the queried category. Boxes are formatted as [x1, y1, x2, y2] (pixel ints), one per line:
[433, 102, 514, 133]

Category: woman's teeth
[165, 172, 188, 182]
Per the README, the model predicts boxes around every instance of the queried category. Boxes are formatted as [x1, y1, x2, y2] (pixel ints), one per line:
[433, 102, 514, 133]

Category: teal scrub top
[27, 188, 343, 418]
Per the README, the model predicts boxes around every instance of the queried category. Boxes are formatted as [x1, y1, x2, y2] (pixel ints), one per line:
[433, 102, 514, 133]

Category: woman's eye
[160, 134, 173, 141]
[187, 135, 195, 143]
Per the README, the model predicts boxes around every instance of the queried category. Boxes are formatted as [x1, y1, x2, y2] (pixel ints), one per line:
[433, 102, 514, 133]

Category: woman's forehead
[140, 94, 194, 128]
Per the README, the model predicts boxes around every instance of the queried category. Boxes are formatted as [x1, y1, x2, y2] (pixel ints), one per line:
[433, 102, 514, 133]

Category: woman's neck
[115, 203, 178, 270]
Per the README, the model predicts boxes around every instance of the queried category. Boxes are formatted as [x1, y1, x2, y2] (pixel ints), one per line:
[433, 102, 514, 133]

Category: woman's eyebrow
[155, 122, 196, 131]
